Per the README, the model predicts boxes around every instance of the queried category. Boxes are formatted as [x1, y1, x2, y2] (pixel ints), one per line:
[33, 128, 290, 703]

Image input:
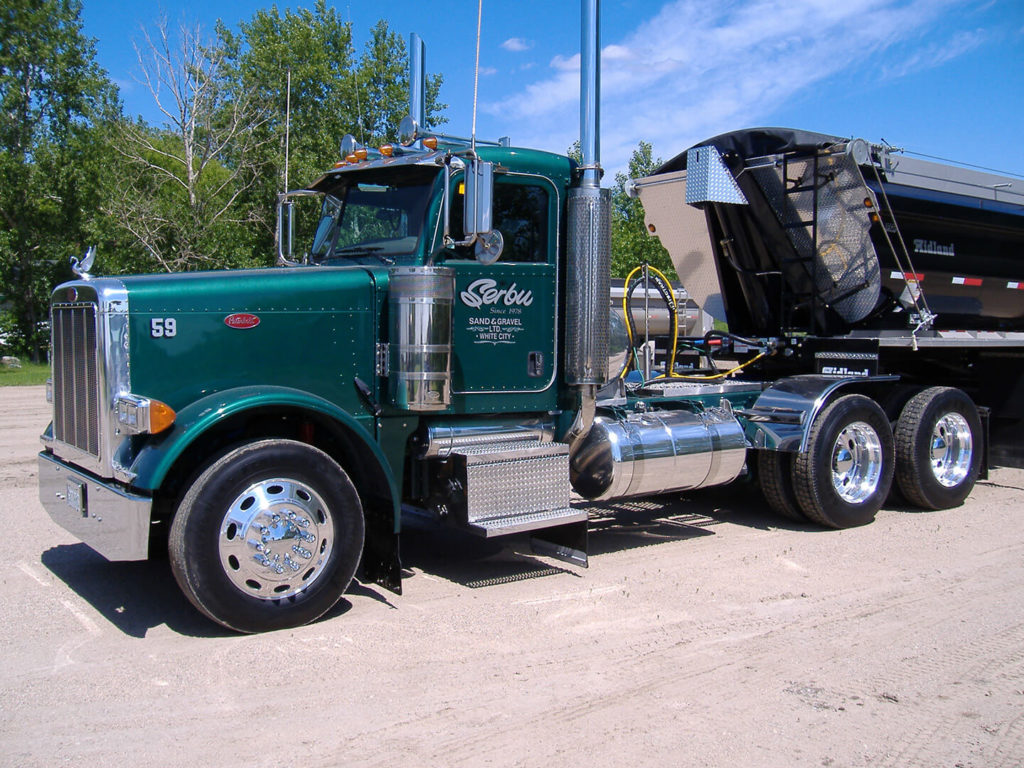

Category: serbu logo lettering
[224, 313, 260, 329]
[460, 278, 533, 308]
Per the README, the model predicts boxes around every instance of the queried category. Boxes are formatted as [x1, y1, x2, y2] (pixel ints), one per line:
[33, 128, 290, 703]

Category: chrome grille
[52, 302, 101, 457]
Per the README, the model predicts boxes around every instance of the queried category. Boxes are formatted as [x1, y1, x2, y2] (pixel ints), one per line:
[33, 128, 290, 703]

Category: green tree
[216, 3, 446, 258]
[103, 18, 272, 273]
[354, 20, 446, 145]
[610, 141, 675, 280]
[0, 0, 119, 360]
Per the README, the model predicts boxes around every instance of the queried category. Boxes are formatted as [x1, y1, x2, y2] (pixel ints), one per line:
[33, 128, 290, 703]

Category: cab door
[445, 174, 559, 397]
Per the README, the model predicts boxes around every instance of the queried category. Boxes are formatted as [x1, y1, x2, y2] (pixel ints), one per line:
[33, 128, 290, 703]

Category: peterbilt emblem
[224, 313, 261, 329]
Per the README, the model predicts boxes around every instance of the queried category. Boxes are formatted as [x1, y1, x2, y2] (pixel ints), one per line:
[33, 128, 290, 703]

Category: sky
[80, 0, 1024, 183]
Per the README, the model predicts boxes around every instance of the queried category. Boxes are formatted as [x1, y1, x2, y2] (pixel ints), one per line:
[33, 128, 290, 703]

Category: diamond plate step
[451, 441, 576, 537]
[467, 507, 587, 538]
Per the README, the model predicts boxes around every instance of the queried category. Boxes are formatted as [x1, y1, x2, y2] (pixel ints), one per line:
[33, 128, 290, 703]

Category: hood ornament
[71, 245, 96, 279]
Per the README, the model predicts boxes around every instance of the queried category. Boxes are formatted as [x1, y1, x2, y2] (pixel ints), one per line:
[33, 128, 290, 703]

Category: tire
[757, 450, 807, 522]
[169, 439, 364, 633]
[793, 394, 894, 529]
[895, 387, 982, 510]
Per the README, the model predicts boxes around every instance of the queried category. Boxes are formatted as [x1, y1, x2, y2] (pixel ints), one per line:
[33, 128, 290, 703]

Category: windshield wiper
[333, 245, 394, 264]
[335, 245, 383, 254]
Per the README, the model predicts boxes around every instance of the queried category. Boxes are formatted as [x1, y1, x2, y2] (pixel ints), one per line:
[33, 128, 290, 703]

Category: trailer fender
[739, 374, 899, 452]
[124, 385, 399, 520]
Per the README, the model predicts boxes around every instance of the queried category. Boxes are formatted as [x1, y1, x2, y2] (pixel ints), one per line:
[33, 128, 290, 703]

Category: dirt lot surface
[3, 384, 1024, 767]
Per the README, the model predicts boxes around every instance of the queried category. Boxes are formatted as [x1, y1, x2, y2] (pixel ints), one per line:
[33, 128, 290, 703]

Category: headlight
[115, 394, 176, 435]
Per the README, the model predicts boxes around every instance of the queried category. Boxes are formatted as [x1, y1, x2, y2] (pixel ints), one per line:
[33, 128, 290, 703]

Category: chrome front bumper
[38, 451, 152, 561]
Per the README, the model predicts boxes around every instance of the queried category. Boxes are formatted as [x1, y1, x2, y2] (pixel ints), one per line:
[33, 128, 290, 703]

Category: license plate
[66, 478, 86, 517]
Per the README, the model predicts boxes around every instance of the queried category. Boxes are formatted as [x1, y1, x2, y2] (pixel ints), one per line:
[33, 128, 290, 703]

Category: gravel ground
[3, 384, 1023, 767]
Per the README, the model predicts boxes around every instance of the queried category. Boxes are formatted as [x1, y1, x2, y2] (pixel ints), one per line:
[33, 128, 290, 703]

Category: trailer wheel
[169, 439, 364, 633]
[793, 394, 894, 529]
[895, 387, 982, 510]
[757, 450, 806, 522]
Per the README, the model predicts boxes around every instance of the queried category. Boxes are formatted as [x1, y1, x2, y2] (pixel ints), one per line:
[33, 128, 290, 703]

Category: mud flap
[362, 523, 402, 595]
[531, 520, 588, 568]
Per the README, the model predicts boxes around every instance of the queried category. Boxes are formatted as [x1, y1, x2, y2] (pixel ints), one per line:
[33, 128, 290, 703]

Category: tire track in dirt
[399, 556, 1023, 766]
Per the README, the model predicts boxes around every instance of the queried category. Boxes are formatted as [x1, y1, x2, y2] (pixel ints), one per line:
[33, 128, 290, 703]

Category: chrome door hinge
[375, 342, 390, 377]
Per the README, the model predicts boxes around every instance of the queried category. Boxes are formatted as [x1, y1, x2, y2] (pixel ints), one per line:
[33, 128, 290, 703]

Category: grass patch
[0, 361, 49, 386]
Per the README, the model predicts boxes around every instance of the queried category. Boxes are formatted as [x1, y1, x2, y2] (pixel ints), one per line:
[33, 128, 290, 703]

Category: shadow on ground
[396, 479, 820, 589]
[41, 480, 816, 637]
[41, 544, 358, 638]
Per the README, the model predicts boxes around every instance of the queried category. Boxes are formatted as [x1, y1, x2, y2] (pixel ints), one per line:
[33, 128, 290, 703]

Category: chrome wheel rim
[218, 478, 334, 600]
[831, 421, 883, 504]
[930, 412, 973, 488]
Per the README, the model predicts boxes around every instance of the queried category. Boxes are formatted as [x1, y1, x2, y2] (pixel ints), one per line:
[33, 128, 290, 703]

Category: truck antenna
[348, 5, 365, 145]
[284, 68, 291, 192]
[471, 0, 483, 153]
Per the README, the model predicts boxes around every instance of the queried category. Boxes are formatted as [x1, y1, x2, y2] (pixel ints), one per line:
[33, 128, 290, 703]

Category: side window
[449, 180, 550, 263]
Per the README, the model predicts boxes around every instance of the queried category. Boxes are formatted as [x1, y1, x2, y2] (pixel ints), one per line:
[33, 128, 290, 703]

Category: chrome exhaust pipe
[565, 0, 610, 450]
[409, 33, 426, 130]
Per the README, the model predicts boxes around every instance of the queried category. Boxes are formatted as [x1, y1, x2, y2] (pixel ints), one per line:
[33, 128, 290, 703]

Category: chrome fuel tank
[570, 408, 747, 501]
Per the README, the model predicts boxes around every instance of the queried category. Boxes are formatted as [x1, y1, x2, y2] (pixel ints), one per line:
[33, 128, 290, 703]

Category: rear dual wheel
[792, 394, 895, 529]
[757, 450, 806, 522]
[894, 387, 981, 510]
[759, 387, 982, 527]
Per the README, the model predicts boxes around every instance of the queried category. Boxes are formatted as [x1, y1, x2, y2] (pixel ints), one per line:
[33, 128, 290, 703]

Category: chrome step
[467, 507, 587, 538]
[450, 441, 576, 537]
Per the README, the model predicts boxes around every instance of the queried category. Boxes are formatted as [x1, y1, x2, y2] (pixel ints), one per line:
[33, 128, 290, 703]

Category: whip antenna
[284, 68, 291, 192]
[471, 0, 482, 152]
[348, 5, 365, 144]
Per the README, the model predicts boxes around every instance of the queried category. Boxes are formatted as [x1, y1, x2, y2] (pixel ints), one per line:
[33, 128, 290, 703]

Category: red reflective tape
[952, 276, 983, 287]
[1007, 281, 1024, 290]
[891, 271, 924, 281]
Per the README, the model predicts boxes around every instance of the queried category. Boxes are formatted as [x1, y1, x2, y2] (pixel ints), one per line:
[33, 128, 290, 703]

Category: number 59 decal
[151, 318, 177, 338]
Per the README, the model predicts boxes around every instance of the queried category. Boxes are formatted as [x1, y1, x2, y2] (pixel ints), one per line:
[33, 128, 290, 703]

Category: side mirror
[463, 158, 493, 235]
[276, 190, 323, 266]
[276, 195, 299, 266]
[463, 158, 503, 264]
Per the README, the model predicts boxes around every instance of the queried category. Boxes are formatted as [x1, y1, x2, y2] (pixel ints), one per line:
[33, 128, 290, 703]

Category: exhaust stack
[579, 0, 601, 190]
[564, 0, 611, 445]
[409, 33, 426, 130]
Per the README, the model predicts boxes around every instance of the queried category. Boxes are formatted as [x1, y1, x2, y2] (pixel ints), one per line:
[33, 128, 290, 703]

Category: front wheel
[169, 439, 364, 633]
[792, 394, 894, 529]
[894, 387, 982, 510]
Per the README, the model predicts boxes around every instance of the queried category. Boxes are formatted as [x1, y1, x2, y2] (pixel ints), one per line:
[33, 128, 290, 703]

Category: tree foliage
[0, 1, 450, 357]
[0, 0, 119, 360]
[215, 2, 446, 257]
[610, 140, 675, 280]
[104, 18, 272, 272]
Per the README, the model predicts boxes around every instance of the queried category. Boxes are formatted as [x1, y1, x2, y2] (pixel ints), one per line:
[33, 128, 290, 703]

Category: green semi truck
[38, 1, 1024, 632]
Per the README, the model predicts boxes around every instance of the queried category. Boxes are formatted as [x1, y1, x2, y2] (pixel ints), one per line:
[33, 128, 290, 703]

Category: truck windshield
[311, 164, 439, 263]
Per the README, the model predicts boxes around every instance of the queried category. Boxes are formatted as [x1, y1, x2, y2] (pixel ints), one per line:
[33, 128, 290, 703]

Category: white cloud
[880, 29, 986, 79]
[484, 0, 977, 177]
[480, 66, 498, 77]
[501, 37, 532, 52]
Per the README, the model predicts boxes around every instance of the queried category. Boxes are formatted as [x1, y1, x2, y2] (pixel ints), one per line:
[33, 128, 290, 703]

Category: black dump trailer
[631, 127, 1024, 472]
